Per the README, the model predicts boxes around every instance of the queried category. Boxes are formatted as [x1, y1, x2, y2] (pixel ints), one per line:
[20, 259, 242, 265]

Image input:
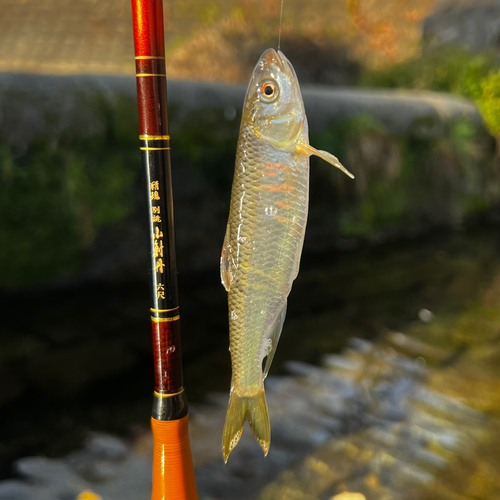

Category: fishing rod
[131, 1, 198, 498]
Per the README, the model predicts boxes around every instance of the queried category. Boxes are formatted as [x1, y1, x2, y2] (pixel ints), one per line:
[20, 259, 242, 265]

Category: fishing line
[278, 0, 284, 51]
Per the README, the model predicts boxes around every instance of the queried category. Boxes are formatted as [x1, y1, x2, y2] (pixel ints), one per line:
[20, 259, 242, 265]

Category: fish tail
[222, 387, 270, 463]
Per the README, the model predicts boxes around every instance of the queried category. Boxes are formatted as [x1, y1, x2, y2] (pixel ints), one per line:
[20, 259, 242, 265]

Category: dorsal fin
[263, 302, 287, 379]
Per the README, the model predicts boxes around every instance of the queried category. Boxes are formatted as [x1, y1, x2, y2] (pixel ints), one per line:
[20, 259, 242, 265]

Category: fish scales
[228, 125, 308, 390]
[221, 49, 354, 462]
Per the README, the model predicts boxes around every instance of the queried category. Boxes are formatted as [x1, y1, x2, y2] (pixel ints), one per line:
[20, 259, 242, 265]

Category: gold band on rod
[140, 135, 170, 141]
[151, 306, 179, 313]
[151, 315, 180, 323]
[154, 389, 184, 398]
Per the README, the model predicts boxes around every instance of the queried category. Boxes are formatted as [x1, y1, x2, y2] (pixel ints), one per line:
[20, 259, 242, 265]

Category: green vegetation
[362, 48, 500, 137]
[1, 70, 498, 287]
[0, 92, 139, 286]
[172, 106, 238, 193]
[311, 114, 494, 237]
[475, 71, 500, 138]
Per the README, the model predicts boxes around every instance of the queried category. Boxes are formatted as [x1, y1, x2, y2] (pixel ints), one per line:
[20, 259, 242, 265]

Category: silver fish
[221, 48, 353, 462]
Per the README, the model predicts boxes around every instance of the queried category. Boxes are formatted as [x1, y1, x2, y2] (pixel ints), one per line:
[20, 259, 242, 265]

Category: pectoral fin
[300, 143, 354, 179]
[263, 302, 287, 379]
[221, 227, 234, 291]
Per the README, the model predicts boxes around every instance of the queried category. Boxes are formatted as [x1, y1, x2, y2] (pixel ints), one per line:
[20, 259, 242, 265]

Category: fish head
[243, 49, 306, 149]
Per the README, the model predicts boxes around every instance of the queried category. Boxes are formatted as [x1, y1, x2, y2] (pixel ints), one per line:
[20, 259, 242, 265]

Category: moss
[0, 92, 139, 287]
[172, 105, 239, 192]
[0, 83, 497, 287]
[310, 115, 496, 238]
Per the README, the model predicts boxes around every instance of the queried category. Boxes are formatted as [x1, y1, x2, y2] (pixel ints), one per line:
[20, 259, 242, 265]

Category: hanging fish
[221, 48, 354, 462]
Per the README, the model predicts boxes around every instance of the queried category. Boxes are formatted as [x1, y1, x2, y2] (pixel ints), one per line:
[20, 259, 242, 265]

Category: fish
[221, 48, 354, 462]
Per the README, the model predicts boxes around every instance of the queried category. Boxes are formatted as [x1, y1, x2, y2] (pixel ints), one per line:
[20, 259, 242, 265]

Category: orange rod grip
[151, 415, 199, 500]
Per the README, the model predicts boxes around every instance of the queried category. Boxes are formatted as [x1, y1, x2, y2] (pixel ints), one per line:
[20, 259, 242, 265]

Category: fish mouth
[277, 50, 288, 68]
[261, 48, 285, 72]
[259, 48, 297, 81]
[277, 50, 296, 80]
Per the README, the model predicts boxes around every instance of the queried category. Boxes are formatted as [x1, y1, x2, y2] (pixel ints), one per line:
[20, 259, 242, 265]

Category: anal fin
[221, 226, 234, 291]
[263, 302, 287, 379]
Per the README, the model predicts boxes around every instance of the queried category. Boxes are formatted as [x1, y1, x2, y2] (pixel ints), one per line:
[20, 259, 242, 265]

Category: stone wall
[0, 73, 494, 289]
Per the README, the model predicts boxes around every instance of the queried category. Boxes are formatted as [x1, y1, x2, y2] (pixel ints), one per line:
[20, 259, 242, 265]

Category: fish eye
[263, 84, 274, 96]
[259, 80, 279, 102]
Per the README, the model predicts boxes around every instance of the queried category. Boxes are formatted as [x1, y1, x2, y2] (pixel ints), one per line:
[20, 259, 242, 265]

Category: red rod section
[131, 1, 199, 499]
[132, 0, 182, 396]
[132, 0, 169, 136]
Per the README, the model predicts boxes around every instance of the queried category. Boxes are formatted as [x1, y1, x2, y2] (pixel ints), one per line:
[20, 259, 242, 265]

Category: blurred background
[1, 0, 500, 498]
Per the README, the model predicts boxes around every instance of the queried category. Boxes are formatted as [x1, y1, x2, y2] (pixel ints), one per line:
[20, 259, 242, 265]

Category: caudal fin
[222, 388, 270, 463]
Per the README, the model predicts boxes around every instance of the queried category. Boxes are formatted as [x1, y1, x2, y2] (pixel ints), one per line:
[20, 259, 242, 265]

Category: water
[1, 223, 500, 495]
